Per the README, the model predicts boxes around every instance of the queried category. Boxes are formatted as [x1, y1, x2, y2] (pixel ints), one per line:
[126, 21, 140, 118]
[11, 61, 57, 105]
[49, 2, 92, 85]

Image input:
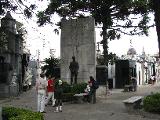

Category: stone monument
[61, 17, 96, 83]
[0, 12, 23, 97]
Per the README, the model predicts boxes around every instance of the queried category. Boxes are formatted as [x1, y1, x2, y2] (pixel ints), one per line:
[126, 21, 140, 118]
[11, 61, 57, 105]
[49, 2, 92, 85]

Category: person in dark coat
[131, 77, 137, 92]
[54, 80, 63, 112]
[88, 76, 97, 104]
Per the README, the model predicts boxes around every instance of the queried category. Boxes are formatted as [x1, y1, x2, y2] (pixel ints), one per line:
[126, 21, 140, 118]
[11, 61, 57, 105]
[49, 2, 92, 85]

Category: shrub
[62, 81, 71, 93]
[143, 93, 160, 113]
[70, 83, 87, 94]
[2, 107, 44, 120]
[54, 80, 87, 101]
[61, 83, 87, 102]
[55, 80, 87, 94]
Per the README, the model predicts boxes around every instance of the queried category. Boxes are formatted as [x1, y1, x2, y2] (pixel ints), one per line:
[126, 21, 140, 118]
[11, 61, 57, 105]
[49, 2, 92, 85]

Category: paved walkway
[1, 83, 160, 120]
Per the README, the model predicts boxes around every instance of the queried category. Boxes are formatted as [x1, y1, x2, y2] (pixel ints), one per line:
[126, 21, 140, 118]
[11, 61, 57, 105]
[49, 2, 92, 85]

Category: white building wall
[108, 63, 115, 88]
[136, 62, 143, 86]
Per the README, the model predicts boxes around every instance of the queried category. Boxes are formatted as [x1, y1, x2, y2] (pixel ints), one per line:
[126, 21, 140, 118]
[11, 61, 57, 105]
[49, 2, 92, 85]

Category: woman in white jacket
[36, 73, 47, 113]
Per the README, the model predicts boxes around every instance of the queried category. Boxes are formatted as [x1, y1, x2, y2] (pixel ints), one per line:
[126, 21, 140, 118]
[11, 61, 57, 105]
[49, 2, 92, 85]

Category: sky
[10, 0, 61, 60]
[8, 1, 159, 61]
[107, 27, 159, 56]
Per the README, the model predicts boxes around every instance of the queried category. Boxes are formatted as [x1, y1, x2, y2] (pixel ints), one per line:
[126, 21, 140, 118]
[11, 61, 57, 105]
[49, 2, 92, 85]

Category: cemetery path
[1, 83, 160, 120]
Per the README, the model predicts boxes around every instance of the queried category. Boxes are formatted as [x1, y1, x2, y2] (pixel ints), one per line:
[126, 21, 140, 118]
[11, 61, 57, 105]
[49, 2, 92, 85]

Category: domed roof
[127, 47, 137, 55]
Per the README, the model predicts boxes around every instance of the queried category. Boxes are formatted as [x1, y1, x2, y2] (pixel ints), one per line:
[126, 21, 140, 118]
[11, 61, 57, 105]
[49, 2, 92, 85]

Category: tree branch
[95, 24, 155, 28]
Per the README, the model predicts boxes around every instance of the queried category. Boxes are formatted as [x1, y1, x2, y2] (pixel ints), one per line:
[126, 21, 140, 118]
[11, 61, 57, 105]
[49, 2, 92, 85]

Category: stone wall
[61, 17, 96, 83]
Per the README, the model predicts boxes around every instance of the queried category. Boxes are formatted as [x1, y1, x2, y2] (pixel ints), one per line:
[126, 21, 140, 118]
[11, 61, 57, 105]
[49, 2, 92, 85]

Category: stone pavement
[1, 83, 160, 120]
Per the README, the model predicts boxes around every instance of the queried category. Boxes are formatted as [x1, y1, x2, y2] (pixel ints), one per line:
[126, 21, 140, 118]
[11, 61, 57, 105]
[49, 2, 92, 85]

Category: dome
[127, 47, 137, 55]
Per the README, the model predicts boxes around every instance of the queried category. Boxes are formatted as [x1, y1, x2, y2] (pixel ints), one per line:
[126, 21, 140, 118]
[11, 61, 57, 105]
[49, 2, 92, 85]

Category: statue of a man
[69, 56, 79, 85]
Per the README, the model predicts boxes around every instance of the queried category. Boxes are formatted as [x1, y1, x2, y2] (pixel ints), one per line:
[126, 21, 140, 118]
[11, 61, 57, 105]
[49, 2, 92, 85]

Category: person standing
[88, 76, 98, 104]
[69, 56, 79, 85]
[45, 75, 56, 106]
[54, 80, 63, 112]
[36, 73, 47, 113]
[131, 77, 137, 92]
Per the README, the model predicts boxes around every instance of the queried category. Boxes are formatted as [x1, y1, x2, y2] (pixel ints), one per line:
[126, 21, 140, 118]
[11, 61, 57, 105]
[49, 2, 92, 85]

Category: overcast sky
[9, 0, 159, 61]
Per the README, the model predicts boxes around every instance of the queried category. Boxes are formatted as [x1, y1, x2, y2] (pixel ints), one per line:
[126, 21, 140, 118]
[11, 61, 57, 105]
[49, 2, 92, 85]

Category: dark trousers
[55, 99, 62, 106]
[84, 94, 90, 102]
[71, 73, 78, 85]
[133, 85, 137, 92]
[89, 89, 96, 104]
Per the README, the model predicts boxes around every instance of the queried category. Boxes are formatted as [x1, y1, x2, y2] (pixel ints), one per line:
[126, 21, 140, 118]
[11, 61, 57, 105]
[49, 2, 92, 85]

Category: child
[54, 80, 63, 112]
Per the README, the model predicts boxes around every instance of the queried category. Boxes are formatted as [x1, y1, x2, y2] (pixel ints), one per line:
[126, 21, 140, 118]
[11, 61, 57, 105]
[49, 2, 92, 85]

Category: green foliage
[133, 0, 151, 14]
[36, 0, 154, 82]
[2, 107, 44, 120]
[37, 11, 51, 26]
[37, 0, 152, 67]
[41, 57, 60, 77]
[55, 80, 87, 94]
[0, 1, 14, 15]
[62, 81, 71, 93]
[0, 1, 36, 18]
[70, 83, 87, 94]
[38, 0, 151, 35]
[143, 93, 160, 113]
[55, 80, 87, 101]
[97, 52, 118, 65]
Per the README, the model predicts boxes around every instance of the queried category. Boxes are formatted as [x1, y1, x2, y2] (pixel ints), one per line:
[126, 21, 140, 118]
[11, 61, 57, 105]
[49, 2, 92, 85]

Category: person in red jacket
[45, 75, 56, 106]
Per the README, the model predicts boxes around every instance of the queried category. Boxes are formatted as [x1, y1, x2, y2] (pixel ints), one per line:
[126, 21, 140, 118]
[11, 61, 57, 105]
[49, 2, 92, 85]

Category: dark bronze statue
[69, 56, 79, 85]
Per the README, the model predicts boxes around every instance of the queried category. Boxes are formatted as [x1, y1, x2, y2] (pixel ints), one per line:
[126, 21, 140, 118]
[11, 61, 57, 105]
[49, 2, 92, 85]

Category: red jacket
[47, 79, 55, 92]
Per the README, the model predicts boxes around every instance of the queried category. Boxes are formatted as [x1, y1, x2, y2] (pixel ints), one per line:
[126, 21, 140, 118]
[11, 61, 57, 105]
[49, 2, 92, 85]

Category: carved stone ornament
[0, 31, 8, 50]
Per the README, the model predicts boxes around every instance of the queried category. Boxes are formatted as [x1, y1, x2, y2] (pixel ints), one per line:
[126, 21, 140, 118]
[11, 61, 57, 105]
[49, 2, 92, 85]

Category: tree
[150, 0, 160, 56]
[37, 0, 151, 61]
[41, 56, 60, 78]
[0, 0, 36, 18]
[97, 52, 118, 65]
[127, 0, 160, 57]
[37, 0, 152, 93]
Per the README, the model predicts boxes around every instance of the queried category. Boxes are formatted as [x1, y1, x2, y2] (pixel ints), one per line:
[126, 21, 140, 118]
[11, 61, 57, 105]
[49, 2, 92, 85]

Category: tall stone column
[61, 17, 96, 83]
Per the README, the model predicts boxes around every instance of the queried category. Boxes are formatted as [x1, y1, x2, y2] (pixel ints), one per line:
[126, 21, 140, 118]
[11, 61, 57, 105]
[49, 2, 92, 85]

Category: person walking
[36, 73, 47, 113]
[54, 80, 63, 112]
[45, 75, 56, 106]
